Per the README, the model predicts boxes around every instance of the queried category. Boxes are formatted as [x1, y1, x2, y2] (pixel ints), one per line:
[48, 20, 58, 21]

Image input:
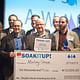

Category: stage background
[4, 0, 80, 33]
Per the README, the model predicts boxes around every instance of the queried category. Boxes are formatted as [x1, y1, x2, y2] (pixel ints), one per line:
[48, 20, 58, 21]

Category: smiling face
[53, 16, 59, 31]
[13, 20, 22, 34]
[36, 19, 46, 35]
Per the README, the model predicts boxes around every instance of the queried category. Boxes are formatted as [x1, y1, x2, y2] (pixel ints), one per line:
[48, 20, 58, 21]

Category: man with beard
[26, 18, 56, 51]
[54, 16, 80, 51]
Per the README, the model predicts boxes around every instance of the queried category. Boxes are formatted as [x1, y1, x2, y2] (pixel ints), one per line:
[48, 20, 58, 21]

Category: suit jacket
[0, 32, 7, 46]
[26, 29, 35, 36]
[72, 27, 80, 40]
[0, 32, 7, 75]
[26, 32, 56, 51]
[0, 32, 27, 76]
[54, 29, 80, 51]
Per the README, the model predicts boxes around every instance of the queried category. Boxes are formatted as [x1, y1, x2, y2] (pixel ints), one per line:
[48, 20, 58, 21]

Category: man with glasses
[54, 16, 80, 51]
[0, 20, 27, 80]
[26, 18, 56, 50]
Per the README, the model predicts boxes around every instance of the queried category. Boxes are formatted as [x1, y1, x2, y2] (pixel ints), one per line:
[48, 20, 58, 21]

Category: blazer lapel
[21, 36, 26, 50]
[9, 34, 16, 50]
[54, 31, 59, 50]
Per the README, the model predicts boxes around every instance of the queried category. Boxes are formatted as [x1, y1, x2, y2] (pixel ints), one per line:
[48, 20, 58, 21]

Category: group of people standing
[0, 14, 80, 80]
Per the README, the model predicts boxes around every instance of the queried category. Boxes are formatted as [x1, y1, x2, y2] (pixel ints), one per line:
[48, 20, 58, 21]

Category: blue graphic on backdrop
[49, 0, 77, 6]
[49, 0, 55, 1]
[62, 0, 77, 6]
[67, 15, 76, 30]
[25, 9, 56, 27]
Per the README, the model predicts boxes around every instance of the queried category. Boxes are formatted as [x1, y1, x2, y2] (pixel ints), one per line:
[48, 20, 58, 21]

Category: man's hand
[10, 52, 16, 57]
[62, 46, 71, 51]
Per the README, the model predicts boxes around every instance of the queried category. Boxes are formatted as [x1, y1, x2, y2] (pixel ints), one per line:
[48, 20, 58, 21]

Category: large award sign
[14, 51, 80, 80]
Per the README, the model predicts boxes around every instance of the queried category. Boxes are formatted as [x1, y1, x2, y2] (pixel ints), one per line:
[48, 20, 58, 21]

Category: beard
[60, 26, 66, 30]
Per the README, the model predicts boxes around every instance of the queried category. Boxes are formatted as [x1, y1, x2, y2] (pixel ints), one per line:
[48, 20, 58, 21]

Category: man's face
[36, 19, 45, 34]
[53, 17, 59, 30]
[59, 17, 68, 30]
[9, 16, 17, 28]
[13, 21, 22, 34]
[31, 16, 39, 29]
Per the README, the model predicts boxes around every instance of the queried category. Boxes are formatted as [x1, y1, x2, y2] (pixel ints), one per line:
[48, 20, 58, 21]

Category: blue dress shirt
[14, 37, 22, 50]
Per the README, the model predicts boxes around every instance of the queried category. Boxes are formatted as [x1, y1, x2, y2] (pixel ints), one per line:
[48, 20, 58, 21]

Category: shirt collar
[12, 32, 22, 38]
[37, 32, 46, 38]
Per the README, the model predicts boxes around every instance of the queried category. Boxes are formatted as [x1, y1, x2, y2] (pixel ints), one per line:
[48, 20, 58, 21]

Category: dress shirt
[14, 37, 22, 50]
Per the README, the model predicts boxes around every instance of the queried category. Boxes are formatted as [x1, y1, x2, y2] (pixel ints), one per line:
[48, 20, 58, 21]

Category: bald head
[36, 18, 45, 25]
[36, 18, 46, 35]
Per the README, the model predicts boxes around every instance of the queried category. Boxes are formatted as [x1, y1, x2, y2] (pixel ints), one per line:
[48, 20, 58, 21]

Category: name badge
[67, 36, 74, 41]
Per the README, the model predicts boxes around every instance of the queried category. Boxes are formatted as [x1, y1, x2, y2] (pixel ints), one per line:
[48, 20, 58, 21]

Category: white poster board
[34, 38, 51, 51]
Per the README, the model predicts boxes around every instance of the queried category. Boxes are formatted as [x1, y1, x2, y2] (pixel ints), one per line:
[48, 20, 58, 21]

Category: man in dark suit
[0, 22, 7, 80]
[3, 14, 25, 36]
[72, 14, 80, 40]
[26, 18, 56, 50]
[0, 20, 27, 80]
[26, 14, 50, 36]
[26, 14, 40, 36]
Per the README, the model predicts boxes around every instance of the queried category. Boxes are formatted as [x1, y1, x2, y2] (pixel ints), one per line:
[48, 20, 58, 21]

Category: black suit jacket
[0, 32, 27, 76]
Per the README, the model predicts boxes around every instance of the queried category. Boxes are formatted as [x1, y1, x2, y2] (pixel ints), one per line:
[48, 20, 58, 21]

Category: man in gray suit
[26, 18, 56, 51]
[0, 20, 27, 80]
[54, 16, 80, 51]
